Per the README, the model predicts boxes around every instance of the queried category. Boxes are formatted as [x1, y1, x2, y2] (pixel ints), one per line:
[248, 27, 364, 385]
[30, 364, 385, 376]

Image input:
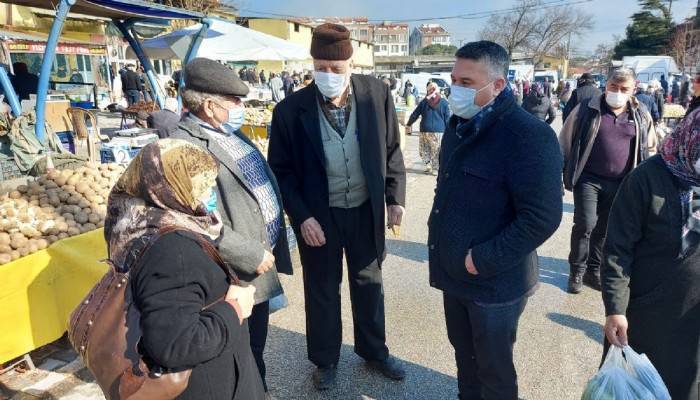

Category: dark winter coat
[428, 93, 563, 304]
[522, 94, 557, 124]
[268, 75, 406, 266]
[147, 109, 181, 139]
[170, 117, 293, 304]
[562, 83, 602, 122]
[407, 97, 451, 133]
[601, 155, 700, 400]
[132, 231, 266, 400]
[122, 70, 143, 92]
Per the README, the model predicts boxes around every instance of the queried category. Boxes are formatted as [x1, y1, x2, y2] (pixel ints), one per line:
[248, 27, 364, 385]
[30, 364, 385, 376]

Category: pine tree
[613, 0, 673, 57]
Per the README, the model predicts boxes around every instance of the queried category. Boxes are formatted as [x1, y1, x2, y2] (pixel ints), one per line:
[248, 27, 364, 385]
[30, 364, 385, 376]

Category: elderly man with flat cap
[268, 23, 407, 390]
[171, 57, 292, 399]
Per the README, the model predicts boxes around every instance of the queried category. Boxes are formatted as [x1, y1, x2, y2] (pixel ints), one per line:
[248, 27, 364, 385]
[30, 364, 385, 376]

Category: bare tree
[479, 0, 540, 58]
[478, 0, 593, 63]
[670, 19, 699, 74]
[149, 0, 221, 13]
[526, 6, 593, 67]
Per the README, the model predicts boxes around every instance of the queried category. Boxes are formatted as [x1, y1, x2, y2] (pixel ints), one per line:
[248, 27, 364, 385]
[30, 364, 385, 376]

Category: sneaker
[567, 273, 583, 294]
[366, 356, 406, 381]
[312, 365, 337, 391]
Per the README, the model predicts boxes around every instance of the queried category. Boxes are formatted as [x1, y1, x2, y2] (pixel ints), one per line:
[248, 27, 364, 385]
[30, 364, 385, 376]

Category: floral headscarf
[659, 107, 700, 187]
[104, 139, 221, 271]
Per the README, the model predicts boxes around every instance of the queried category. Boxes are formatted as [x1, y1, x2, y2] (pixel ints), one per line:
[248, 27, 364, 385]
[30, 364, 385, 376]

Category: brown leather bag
[68, 227, 238, 400]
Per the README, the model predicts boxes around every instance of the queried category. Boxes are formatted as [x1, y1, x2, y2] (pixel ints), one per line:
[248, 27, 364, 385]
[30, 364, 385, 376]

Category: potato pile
[0, 162, 125, 264]
[663, 104, 686, 119]
[244, 108, 272, 126]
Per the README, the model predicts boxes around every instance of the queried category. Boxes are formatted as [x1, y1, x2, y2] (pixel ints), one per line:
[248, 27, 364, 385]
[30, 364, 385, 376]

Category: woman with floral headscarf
[601, 109, 700, 400]
[104, 139, 265, 400]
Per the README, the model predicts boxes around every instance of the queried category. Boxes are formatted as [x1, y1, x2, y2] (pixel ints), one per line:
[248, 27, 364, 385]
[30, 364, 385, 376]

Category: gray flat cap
[184, 58, 249, 97]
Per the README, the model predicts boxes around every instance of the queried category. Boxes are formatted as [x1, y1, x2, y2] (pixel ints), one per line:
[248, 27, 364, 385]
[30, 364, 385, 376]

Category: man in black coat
[268, 23, 407, 390]
[122, 64, 143, 106]
[429, 41, 562, 400]
[562, 73, 602, 122]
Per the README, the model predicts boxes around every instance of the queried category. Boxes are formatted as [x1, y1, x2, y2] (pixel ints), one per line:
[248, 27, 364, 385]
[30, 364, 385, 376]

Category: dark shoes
[367, 356, 406, 381]
[567, 273, 583, 294]
[583, 271, 601, 291]
[568, 270, 601, 294]
[312, 364, 337, 391]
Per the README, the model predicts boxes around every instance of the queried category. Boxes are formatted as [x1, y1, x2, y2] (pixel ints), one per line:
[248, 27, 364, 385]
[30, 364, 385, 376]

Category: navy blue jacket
[635, 92, 659, 122]
[407, 98, 451, 133]
[428, 94, 563, 303]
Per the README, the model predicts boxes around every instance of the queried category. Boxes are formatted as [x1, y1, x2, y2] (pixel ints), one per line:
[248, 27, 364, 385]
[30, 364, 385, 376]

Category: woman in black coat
[602, 109, 700, 400]
[522, 82, 556, 124]
[104, 139, 265, 400]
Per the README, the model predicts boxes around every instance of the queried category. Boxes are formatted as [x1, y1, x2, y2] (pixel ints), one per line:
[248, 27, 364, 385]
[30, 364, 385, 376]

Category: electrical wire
[238, 0, 595, 23]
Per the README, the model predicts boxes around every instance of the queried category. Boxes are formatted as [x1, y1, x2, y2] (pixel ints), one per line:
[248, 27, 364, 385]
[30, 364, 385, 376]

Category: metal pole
[0, 66, 21, 117]
[35, 0, 76, 143]
[113, 19, 164, 109]
[178, 18, 212, 112]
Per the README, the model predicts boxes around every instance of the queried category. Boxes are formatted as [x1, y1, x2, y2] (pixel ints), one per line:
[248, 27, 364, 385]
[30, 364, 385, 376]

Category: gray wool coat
[170, 116, 293, 304]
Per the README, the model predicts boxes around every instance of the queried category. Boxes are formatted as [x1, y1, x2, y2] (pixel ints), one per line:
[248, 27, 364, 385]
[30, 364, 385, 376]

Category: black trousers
[248, 301, 270, 391]
[568, 172, 622, 275]
[298, 201, 389, 367]
[125, 89, 140, 106]
[444, 293, 528, 400]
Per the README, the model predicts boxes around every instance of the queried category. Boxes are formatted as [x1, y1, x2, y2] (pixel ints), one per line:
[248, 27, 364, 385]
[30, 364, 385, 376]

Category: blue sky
[233, 0, 698, 53]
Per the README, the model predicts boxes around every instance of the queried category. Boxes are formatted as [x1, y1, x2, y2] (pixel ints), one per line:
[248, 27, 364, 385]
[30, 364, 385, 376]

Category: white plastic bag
[623, 345, 671, 400]
[581, 346, 656, 400]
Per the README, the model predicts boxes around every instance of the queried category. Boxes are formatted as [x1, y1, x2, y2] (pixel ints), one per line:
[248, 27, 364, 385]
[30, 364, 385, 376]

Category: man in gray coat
[170, 58, 292, 398]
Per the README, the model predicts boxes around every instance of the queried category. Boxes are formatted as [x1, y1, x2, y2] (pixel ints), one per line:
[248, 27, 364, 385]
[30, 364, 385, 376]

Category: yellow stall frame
[0, 229, 108, 364]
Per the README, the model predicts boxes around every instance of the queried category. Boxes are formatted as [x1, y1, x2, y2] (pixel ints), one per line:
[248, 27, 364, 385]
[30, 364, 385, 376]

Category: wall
[351, 40, 374, 70]
[248, 19, 314, 73]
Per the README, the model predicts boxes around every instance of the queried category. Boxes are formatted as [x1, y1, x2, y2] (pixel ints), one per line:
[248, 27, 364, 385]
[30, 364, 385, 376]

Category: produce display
[0, 162, 125, 264]
[244, 107, 273, 126]
[662, 104, 686, 119]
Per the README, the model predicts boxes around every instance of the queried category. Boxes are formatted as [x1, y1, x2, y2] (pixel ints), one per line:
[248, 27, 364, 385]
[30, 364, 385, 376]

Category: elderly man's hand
[465, 251, 479, 275]
[301, 217, 326, 247]
[387, 205, 404, 236]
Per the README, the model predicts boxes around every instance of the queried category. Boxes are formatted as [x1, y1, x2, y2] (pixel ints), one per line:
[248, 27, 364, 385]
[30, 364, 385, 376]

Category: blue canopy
[1, 0, 203, 20]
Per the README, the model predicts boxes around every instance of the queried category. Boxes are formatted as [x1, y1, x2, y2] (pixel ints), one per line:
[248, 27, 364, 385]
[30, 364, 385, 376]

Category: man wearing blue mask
[171, 57, 292, 400]
[268, 23, 407, 390]
[429, 41, 563, 400]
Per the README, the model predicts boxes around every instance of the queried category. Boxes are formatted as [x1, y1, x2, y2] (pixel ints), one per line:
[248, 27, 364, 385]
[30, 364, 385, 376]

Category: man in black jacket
[429, 41, 562, 400]
[562, 73, 602, 122]
[559, 68, 656, 294]
[268, 23, 407, 390]
[122, 64, 143, 106]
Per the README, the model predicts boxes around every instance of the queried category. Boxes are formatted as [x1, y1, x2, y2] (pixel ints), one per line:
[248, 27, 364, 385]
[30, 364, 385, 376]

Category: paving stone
[36, 359, 64, 373]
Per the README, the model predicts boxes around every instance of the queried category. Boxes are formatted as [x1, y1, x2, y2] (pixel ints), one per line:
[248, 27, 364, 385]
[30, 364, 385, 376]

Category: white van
[400, 72, 451, 97]
[622, 56, 680, 84]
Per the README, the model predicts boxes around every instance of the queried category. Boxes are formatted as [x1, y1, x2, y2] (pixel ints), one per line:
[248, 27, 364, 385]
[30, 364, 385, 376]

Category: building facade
[372, 22, 409, 57]
[247, 18, 374, 73]
[409, 24, 451, 55]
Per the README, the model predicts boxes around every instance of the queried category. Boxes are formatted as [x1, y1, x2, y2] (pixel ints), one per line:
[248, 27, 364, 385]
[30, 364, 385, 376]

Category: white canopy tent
[126, 19, 310, 62]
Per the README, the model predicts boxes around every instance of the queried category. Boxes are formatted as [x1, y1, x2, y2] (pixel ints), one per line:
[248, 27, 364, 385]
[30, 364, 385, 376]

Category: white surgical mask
[223, 106, 245, 132]
[448, 82, 493, 120]
[313, 71, 348, 98]
[605, 91, 629, 109]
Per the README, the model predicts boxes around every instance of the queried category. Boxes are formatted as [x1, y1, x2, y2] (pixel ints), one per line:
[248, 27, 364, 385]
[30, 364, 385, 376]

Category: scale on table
[101, 131, 159, 164]
[115, 127, 159, 138]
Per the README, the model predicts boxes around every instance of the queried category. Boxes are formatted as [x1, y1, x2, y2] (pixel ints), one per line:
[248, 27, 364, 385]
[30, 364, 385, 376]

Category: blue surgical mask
[223, 106, 245, 132]
[313, 71, 348, 98]
[448, 82, 494, 120]
[203, 189, 217, 214]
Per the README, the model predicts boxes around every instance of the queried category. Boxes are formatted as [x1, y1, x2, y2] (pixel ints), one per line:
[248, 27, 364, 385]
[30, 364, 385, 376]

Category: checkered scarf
[659, 107, 700, 187]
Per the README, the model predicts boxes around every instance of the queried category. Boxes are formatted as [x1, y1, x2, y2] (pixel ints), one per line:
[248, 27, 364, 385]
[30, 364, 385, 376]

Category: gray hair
[180, 88, 227, 114]
[455, 41, 509, 80]
[608, 67, 636, 84]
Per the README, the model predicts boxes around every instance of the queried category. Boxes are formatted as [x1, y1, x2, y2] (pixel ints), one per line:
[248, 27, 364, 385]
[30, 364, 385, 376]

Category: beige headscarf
[104, 139, 222, 271]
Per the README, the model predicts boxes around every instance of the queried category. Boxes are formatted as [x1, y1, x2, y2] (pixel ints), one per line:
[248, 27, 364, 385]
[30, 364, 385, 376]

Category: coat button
[434, 209, 439, 214]
[445, 173, 450, 178]
[429, 244, 435, 250]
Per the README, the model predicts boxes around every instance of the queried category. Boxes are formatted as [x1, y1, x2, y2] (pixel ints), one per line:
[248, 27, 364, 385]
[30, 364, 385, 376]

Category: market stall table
[0, 228, 108, 364]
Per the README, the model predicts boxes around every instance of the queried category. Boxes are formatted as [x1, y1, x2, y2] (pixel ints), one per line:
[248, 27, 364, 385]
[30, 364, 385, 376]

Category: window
[381, 45, 387, 51]
[390, 35, 397, 42]
[391, 45, 399, 53]
[294, 23, 300, 32]
[360, 29, 368, 38]
[77, 55, 84, 71]
[401, 45, 407, 53]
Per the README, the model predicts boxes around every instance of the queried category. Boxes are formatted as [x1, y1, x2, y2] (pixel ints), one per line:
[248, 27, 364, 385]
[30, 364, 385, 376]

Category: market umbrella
[126, 19, 310, 61]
